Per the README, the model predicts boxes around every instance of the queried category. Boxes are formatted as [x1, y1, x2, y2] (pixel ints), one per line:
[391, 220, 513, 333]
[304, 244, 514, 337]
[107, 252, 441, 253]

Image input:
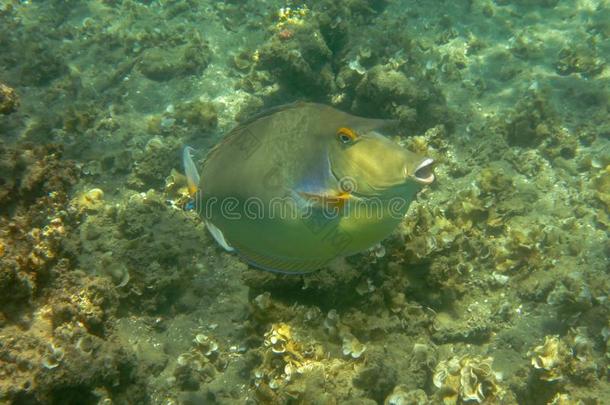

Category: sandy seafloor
[0, 0, 609, 403]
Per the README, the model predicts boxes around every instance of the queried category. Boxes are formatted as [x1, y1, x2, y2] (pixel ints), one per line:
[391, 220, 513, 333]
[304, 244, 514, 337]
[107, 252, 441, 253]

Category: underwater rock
[171, 332, 225, 392]
[353, 349, 399, 402]
[522, 330, 603, 402]
[66, 184, 208, 316]
[0, 265, 141, 403]
[555, 46, 605, 78]
[18, 41, 68, 86]
[353, 64, 421, 126]
[0, 82, 18, 114]
[50, 270, 119, 336]
[0, 143, 78, 209]
[130, 136, 182, 190]
[352, 63, 450, 132]
[431, 306, 495, 345]
[545, 272, 594, 315]
[174, 99, 218, 132]
[0, 143, 79, 321]
[138, 40, 211, 81]
[249, 291, 297, 324]
[0, 324, 139, 403]
[503, 93, 557, 148]
[254, 10, 333, 97]
[591, 165, 610, 211]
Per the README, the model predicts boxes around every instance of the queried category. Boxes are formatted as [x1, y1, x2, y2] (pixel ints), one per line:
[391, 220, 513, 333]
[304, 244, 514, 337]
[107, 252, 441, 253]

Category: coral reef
[0, 143, 79, 319]
[352, 63, 450, 132]
[253, 4, 334, 98]
[0, 0, 608, 403]
[129, 136, 183, 190]
[138, 38, 211, 82]
[0, 143, 145, 402]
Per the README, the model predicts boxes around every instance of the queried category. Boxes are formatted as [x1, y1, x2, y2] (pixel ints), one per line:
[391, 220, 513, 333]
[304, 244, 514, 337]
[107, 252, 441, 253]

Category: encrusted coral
[555, 46, 605, 78]
[137, 35, 211, 81]
[547, 393, 581, 405]
[384, 385, 429, 405]
[433, 355, 504, 404]
[352, 62, 449, 132]
[341, 333, 366, 359]
[252, 322, 326, 401]
[0, 143, 79, 319]
[172, 333, 224, 391]
[529, 335, 572, 382]
[0, 82, 18, 114]
[591, 165, 610, 211]
[129, 136, 183, 190]
[72, 188, 105, 213]
[253, 10, 333, 97]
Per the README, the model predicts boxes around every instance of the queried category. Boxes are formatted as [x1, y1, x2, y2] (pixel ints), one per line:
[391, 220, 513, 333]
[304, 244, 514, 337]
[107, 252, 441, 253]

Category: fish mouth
[413, 158, 435, 185]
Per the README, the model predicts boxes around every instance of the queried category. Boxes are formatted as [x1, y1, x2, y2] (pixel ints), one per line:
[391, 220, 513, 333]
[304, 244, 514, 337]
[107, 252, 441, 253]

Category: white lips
[413, 158, 435, 184]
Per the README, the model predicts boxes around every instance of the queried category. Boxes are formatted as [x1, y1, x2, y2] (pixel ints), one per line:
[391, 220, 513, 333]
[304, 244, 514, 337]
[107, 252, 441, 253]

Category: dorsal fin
[234, 101, 307, 127]
[203, 102, 306, 161]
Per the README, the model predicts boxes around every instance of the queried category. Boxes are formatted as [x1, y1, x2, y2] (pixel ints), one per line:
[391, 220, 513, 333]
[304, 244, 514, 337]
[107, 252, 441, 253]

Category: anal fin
[205, 220, 234, 252]
[231, 240, 327, 274]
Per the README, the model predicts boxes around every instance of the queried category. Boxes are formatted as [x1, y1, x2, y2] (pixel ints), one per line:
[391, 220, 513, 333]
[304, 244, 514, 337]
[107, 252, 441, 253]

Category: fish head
[328, 126, 435, 198]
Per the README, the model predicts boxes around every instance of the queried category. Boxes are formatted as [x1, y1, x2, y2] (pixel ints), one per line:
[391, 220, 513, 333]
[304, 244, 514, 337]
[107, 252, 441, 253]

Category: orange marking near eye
[337, 127, 358, 140]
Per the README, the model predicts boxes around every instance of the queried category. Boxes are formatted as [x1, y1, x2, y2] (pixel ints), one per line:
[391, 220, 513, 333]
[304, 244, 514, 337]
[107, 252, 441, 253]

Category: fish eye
[337, 127, 357, 144]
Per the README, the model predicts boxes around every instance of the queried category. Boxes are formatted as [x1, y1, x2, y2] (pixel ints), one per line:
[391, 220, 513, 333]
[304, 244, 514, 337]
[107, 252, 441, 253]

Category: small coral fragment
[73, 188, 105, 212]
[341, 334, 366, 359]
[384, 385, 429, 405]
[529, 335, 572, 382]
[0, 82, 18, 114]
[433, 355, 504, 404]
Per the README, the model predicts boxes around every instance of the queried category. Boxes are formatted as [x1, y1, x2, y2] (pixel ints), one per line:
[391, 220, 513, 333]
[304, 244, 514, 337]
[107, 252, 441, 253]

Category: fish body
[184, 102, 434, 273]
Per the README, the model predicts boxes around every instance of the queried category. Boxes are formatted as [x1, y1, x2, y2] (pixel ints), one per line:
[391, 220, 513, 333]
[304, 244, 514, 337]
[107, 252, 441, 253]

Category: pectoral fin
[296, 190, 353, 212]
[182, 146, 200, 196]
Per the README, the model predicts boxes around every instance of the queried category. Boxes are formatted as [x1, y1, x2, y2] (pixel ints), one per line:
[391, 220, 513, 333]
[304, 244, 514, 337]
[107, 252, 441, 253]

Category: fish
[183, 102, 434, 274]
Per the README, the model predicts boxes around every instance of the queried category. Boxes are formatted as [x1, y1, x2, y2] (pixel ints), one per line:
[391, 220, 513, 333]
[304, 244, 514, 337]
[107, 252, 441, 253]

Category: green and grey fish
[183, 102, 434, 274]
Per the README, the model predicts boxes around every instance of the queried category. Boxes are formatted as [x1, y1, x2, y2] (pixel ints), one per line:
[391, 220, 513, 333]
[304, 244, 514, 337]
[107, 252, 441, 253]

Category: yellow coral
[254, 322, 326, 398]
[275, 4, 308, 31]
[73, 188, 105, 212]
[264, 323, 297, 355]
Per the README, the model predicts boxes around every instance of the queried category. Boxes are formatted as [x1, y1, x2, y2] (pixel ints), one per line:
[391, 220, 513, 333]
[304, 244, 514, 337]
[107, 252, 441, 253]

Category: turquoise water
[0, 0, 608, 403]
